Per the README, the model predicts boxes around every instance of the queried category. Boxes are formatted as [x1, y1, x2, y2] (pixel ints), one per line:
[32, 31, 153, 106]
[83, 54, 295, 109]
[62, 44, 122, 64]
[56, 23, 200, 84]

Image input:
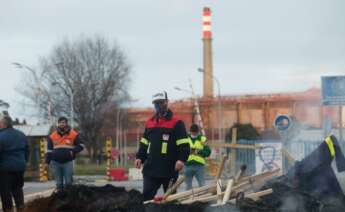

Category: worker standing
[46, 117, 84, 192]
[135, 91, 190, 201]
[184, 124, 211, 190]
[0, 111, 29, 212]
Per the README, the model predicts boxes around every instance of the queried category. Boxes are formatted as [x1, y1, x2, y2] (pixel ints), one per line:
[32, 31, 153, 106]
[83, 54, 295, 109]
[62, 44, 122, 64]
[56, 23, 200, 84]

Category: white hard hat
[0, 111, 6, 121]
[152, 91, 168, 103]
[0, 100, 9, 111]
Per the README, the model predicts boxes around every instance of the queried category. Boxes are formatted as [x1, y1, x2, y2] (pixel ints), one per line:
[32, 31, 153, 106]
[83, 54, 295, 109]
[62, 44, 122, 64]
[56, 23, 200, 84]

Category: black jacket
[0, 127, 29, 172]
[291, 135, 345, 199]
[136, 110, 190, 178]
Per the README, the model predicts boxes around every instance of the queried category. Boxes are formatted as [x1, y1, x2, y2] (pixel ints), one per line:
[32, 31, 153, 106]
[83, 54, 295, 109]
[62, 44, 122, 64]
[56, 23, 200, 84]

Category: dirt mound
[24, 185, 208, 212]
[25, 184, 144, 212]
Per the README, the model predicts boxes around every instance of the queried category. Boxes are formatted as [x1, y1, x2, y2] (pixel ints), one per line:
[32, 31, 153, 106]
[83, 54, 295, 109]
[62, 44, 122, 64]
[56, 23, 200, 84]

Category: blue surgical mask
[154, 103, 161, 113]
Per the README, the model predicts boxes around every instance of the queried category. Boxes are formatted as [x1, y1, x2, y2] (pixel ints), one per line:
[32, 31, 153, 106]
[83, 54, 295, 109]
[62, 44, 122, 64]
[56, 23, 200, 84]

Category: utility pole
[188, 79, 206, 136]
[198, 68, 222, 141]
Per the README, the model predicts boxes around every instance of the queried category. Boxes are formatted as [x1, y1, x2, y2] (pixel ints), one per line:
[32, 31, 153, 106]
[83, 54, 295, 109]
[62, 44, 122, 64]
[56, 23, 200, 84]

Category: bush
[225, 123, 259, 142]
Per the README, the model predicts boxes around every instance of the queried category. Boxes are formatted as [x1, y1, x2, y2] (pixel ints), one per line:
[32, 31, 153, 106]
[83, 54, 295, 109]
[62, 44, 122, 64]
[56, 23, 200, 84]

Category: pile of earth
[24, 184, 144, 212]
[24, 137, 345, 212]
[24, 184, 208, 212]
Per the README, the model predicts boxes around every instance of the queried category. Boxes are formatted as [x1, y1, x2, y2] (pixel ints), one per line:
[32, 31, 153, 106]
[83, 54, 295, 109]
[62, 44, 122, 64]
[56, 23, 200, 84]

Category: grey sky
[1, 0, 345, 120]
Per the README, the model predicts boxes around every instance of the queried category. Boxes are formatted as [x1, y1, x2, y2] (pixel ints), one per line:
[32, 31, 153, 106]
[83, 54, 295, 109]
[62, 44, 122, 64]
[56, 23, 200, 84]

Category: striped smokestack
[202, 7, 214, 98]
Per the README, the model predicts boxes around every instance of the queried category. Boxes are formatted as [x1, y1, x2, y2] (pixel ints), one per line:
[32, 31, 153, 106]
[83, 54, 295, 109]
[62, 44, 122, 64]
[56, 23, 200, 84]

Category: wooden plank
[230, 128, 237, 174]
[237, 169, 281, 184]
[222, 179, 234, 204]
[182, 192, 224, 204]
[164, 183, 216, 202]
[179, 189, 214, 202]
[233, 169, 280, 194]
[209, 143, 260, 149]
[216, 179, 222, 204]
[181, 193, 214, 204]
[163, 176, 185, 200]
[215, 155, 227, 180]
[232, 180, 251, 191]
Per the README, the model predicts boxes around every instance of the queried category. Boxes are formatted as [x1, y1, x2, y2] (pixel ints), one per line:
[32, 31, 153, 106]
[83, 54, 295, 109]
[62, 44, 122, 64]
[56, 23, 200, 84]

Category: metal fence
[226, 139, 256, 176]
[227, 138, 329, 176]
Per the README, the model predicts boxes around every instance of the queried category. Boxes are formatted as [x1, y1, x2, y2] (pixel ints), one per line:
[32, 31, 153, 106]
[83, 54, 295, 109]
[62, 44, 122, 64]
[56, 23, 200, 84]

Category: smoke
[279, 194, 309, 212]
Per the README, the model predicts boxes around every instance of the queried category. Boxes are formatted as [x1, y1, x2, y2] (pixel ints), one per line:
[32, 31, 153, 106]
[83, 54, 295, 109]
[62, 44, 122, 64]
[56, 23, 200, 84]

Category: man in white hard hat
[135, 91, 190, 201]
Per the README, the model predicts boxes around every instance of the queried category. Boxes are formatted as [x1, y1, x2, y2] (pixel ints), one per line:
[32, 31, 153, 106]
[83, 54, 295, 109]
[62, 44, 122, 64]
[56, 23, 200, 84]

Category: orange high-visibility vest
[49, 130, 78, 149]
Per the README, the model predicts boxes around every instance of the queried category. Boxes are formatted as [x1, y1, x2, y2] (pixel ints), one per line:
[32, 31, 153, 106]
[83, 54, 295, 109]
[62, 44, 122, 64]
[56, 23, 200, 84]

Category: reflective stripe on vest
[187, 154, 206, 164]
[50, 130, 78, 149]
[176, 138, 189, 146]
[325, 136, 335, 158]
[161, 142, 167, 154]
[140, 137, 149, 145]
[187, 137, 206, 165]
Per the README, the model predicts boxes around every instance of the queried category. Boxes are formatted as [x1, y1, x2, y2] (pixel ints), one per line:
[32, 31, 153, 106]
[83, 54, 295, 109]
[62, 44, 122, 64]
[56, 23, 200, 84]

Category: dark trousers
[0, 171, 24, 211]
[143, 175, 177, 201]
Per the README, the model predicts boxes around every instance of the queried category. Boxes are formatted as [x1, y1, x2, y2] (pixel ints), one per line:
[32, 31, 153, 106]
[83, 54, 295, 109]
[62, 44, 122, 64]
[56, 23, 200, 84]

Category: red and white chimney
[203, 7, 212, 39]
[202, 7, 214, 98]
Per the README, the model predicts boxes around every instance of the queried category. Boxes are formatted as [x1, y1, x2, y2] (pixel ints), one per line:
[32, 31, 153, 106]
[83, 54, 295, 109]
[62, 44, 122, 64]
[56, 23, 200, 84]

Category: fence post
[39, 139, 48, 182]
[230, 128, 237, 174]
[106, 138, 113, 181]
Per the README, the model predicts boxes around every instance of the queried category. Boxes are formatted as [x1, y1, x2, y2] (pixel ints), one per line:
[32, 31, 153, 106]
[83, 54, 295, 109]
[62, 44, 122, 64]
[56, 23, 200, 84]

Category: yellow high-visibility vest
[187, 135, 207, 165]
[325, 136, 335, 158]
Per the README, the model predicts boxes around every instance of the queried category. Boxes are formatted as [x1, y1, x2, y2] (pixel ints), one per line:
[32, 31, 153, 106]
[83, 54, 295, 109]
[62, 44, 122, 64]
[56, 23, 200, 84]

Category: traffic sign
[274, 115, 292, 131]
[322, 76, 345, 105]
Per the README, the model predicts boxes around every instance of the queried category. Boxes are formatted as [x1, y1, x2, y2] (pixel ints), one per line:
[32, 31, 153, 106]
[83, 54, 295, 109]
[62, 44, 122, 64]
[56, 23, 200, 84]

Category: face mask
[154, 103, 161, 114]
[191, 134, 197, 139]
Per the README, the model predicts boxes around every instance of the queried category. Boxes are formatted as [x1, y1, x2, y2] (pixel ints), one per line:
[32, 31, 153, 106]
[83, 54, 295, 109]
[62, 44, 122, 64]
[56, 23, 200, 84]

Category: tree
[20, 35, 132, 160]
[225, 123, 260, 142]
[13, 118, 20, 125]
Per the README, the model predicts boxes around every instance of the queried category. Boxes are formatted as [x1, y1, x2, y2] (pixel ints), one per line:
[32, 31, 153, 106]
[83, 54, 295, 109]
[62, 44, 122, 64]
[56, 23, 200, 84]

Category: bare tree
[20, 35, 132, 160]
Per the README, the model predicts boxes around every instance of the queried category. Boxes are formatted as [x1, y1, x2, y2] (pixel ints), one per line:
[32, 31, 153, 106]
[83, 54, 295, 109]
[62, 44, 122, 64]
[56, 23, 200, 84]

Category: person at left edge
[45, 116, 84, 192]
[0, 111, 29, 212]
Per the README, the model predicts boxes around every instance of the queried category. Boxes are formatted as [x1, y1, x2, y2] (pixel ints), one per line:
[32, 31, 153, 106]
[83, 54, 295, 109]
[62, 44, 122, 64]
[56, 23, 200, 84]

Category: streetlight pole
[12, 62, 53, 125]
[70, 89, 74, 128]
[115, 108, 121, 167]
[197, 68, 223, 142]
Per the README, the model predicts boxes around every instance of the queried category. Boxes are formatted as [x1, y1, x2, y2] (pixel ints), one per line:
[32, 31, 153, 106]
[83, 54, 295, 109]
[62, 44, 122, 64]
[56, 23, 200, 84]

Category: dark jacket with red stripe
[136, 110, 190, 178]
[46, 127, 84, 164]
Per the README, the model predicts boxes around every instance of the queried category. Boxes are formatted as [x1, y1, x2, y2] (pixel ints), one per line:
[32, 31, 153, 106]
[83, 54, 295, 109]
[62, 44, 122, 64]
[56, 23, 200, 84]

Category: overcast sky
[1, 0, 345, 121]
